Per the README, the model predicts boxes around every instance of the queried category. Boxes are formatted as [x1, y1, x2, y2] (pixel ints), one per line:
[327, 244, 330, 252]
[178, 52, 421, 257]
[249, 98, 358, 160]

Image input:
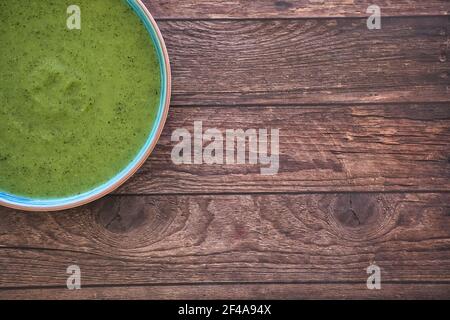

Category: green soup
[0, 0, 160, 198]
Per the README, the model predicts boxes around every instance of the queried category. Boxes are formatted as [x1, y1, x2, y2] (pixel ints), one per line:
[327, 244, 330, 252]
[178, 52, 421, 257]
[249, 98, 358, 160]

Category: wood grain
[1, 1, 449, 300]
[160, 17, 449, 106]
[143, 0, 450, 19]
[114, 104, 450, 195]
[2, 283, 450, 300]
[0, 193, 449, 290]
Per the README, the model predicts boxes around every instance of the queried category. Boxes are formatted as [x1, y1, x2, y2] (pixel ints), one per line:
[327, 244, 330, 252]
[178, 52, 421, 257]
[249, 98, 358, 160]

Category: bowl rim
[0, 0, 171, 212]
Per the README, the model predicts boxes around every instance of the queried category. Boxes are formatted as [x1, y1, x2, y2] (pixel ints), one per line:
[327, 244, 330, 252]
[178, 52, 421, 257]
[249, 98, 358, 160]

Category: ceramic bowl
[0, 0, 171, 211]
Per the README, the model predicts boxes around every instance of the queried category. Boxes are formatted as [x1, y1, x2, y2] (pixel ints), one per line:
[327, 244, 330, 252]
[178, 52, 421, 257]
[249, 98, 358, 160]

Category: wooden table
[1, 0, 449, 300]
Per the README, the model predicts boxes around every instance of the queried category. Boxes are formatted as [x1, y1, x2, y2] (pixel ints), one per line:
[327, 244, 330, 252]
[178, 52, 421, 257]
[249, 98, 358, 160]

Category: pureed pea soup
[0, 0, 160, 198]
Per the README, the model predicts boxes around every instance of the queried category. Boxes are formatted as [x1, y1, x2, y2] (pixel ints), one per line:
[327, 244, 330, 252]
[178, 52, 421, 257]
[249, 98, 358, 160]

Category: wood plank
[144, 0, 450, 19]
[116, 104, 450, 195]
[160, 17, 450, 106]
[1, 283, 449, 300]
[0, 193, 449, 288]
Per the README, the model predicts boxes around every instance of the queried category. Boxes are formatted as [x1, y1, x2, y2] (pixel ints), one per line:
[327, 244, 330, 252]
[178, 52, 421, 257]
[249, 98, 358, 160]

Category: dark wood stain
[160, 17, 449, 106]
[117, 104, 450, 195]
[0, 0, 449, 299]
[144, 0, 450, 19]
[2, 283, 450, 300]
[0, 194, 449, 294]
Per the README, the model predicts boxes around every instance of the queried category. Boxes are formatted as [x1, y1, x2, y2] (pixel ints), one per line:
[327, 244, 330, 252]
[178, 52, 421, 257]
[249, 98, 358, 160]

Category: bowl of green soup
[0, 0, 171, 211]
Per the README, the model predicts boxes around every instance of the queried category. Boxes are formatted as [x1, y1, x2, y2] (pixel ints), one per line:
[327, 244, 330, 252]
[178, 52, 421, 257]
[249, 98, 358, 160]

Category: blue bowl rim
[0, 0, 171, 211]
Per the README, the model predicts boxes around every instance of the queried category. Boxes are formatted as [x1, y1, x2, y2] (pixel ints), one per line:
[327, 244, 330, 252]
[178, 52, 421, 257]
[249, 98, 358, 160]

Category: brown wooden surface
[0, 0, 449, 300]
[118, 104, 450, 195]
[144, 0, 450, 19]
[162, 17, 449, 106]
[2, 283, 450, 300]
[1, 193, 449, 298]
